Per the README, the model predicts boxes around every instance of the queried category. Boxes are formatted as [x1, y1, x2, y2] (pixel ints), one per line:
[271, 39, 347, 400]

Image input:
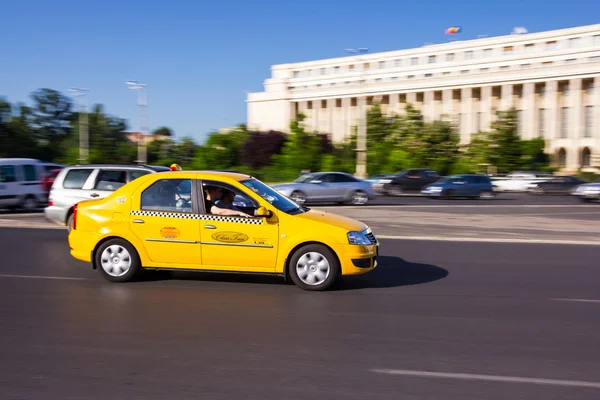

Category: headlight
[347, 231, 371, 245]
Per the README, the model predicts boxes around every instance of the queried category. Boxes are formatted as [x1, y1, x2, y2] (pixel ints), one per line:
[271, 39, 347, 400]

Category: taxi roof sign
[169, 164, 182, 171]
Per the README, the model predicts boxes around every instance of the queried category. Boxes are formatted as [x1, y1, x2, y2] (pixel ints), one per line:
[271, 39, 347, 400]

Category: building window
[543, 61, 554, 66]
[348, 65, 355, 71]
[334, 66, 340, 74]
[411, 57, 419, 65]
[363, 63, 370, 70]
[465, 51, 474, 59]
[477, 112, 482, 131]
[525, 43, 535, 52]
[582, 148, 591, 167]
[394, 59, 402, 67]
[408, 75, 415, 79]
[569, 37, 580, 48]
[538, 108, 545, 137]
[391, 76, 398, 80]
[546, 41, 557, 50]
[293, 71, 299, 78]
[379, 61, 386, 69]
[503, 46, 513, 55]
[483, 49, 492, 57]
[565, 59, 576, 64]
[320, 68, 326, 75]
[585, 106, 594, 137]
[500, 66, 509, 70]
[480, 68, 489, 72]
[560, 107, 569, 138]
[563, 83, 570, 96]
[461, 70, 469, 74]
[428, 55, 436, 64]
[425, 73, 433, 78]
[521, 64, 531, 68]
[446, 53, 455, 61]
[586, 81, 595, 94]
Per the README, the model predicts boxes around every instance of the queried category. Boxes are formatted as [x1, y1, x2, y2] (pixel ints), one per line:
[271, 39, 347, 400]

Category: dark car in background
[528, 176, 584, 195]
[421, 174, 495, 199]
[374, 168, 440, 195]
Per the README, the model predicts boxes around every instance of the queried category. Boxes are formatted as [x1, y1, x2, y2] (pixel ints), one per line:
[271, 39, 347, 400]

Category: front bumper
[337, 243, 379, 276]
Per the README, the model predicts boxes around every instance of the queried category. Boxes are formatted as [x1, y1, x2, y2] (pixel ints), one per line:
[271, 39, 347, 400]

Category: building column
[355, 96, 368, 178]
[480, 86, 492, 131]
[406, 92, 417, 107]
[461, 87, 473, 144]
[594, 78, 600, 166]
[569, 79, 583, 170]
[501, 84, 514, 110]
[298, 101, 308, 130]
[312, 99, 320, 132]
[341, 97, 351, 140]
[545, 81, 559, 142]
[442, 89, 453, 122]
[326, 98, 335, 137]
[423, 91, 435, 121]
[389, 93, 399, 116]
[523, 83, 536, 140]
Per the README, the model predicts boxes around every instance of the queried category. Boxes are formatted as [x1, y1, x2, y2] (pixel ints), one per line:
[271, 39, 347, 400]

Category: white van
[0, 158, 62, 210]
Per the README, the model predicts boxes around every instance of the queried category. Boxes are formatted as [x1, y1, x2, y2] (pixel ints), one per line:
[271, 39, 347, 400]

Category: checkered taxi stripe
[130, 210, 263, 224]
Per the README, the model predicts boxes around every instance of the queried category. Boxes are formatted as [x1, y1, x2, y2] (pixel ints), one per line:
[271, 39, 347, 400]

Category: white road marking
[0, 223, 66, 230]
[0, 213, 44, 218]
[376, 235, 600, 245]
[370, 369, 600, 389]
[342, 204, 591, 209]
[550, 298, 600, 303]
[0, 274, 87, 281]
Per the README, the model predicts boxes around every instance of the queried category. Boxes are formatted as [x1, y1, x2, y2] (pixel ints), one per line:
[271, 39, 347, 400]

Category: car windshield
[294, 173, 320, 183]
[241, 178, 304, 214]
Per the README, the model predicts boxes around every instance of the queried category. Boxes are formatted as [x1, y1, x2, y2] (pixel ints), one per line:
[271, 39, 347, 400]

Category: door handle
[204, 225, 216, 229]
[90, 193, 100, 198]
[133, 219, 145, 224]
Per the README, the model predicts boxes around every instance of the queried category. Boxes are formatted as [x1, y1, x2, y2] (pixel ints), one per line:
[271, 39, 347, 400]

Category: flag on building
[445, 26, 461, 34]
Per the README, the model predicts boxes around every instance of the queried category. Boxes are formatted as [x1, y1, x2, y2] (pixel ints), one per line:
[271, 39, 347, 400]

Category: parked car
[45, 164, 169, 230]
[365, 174, 395, 185]
[0, 158, 62, 210]
[421, 174, 495, 199]
[271, 172, 377, 205]
[571, 180, 600, 202]
[375, 168, 440, 195]
[528, 176, 585, 195]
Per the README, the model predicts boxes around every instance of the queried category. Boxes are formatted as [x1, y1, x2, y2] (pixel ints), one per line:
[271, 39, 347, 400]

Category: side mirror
[255, 206, 273, 218]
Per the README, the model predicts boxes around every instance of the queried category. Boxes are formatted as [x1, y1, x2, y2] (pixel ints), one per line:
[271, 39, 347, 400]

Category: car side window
[332, 174, 354, 183]
[141, 179, 193, 213]
[63, 169, 94, 189]
[130, 170, 151, 181]
[201, 180, 258, 214]
[23, 165, 37, 181]
[0, 165, 16, 183]
[94, 170, 127, 191]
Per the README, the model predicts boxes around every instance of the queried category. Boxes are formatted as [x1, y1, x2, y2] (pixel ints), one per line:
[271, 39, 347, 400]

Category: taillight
[72, 204, 78, 230]
[48, 200, 53, 207]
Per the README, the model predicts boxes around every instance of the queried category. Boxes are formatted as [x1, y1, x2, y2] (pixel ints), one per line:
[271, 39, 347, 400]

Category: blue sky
[0, 0, 597, 144]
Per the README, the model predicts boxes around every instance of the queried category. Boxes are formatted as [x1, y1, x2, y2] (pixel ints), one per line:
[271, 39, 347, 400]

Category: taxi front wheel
[289, 244, 340, 291]
[95, 239, 142, 283]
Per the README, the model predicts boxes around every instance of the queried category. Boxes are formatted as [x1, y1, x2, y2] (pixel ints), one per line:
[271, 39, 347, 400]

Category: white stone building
[246, 24, 600, 171]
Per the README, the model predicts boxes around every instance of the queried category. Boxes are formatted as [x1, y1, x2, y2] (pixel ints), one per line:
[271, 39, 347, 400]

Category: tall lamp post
[346, 47, 369, 179]
[126, 80, 148, 164]
[68, 87, 90, 164]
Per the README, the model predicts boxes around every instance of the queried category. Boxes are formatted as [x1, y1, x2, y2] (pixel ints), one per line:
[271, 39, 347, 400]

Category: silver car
[271, 172, 377, 205]
[45, 164, 169, 230]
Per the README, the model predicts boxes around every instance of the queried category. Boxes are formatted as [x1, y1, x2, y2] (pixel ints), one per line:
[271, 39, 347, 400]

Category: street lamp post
[68, 87, 90, 164]
[346, 48, 369, 179]
[126, 80, 148, 164]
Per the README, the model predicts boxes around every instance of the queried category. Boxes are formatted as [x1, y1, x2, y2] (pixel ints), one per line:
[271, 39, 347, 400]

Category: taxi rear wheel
[289, 244, 340, 291]
[95, 239, 141, 283]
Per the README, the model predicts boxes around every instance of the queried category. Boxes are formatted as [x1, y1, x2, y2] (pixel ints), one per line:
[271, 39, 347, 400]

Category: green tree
[487, 108, 522, 173]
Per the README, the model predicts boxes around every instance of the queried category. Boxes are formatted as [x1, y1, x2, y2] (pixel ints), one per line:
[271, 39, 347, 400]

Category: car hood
[272, 183, 305, 192]
[295, 208, 367, 232]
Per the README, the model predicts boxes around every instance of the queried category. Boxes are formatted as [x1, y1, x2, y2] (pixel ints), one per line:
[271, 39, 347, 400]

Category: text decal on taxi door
[211, 232, 249, 243]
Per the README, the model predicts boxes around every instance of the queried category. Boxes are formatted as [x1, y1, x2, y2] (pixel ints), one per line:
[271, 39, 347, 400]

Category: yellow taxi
[68, 170, 378, 291]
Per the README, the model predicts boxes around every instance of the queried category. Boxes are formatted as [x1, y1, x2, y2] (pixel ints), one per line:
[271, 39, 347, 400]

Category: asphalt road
[1, 227, 599, 400]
